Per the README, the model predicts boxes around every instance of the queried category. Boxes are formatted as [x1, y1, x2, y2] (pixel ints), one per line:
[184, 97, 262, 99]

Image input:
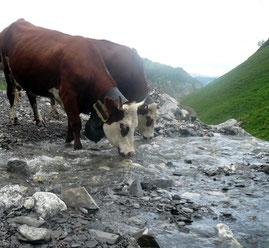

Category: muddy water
[0, 133, 269, 247]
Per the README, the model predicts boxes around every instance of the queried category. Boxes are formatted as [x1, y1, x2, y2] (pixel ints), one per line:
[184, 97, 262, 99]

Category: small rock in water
[62, 187, 99, 212]
[217, 223, 243, 248]
[6, 159, 31, 177]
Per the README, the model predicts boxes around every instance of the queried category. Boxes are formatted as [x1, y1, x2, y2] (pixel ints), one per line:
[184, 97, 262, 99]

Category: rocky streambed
[0, 90, 268, 248]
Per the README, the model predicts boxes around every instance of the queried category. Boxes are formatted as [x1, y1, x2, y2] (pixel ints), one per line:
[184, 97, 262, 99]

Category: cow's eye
[120, 123, 129, 137]
[146, 116, 153, 127]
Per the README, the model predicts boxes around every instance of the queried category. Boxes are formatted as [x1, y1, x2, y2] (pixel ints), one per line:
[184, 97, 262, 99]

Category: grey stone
[129, 180, 144, 197]
[33, 192, 67, 219]
[85, 240, 99, 248]
[18, 224, 52, 242]
[89, 229, 119, 245]
[7, 159, 31, 177]
[62, 187, 99, 211]
[0, 184, 27, 210]
[11, 216, 45, 227]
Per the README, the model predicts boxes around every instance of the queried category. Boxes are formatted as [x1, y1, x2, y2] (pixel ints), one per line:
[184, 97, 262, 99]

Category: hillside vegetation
[143, 58, 202, 98]
[180, 45, 269, 141]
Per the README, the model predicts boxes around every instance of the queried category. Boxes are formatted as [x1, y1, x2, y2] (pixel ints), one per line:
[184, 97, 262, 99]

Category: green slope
[180, 46, 269, 141]
[143, 58, 202, 99]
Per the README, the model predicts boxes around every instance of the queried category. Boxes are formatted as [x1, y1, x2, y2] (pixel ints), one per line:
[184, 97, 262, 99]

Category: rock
[18, 224, 52, 243]
[62, 187, 99, 212]
[211, 119, 248, 136]
[158, 93, 179, 120]
[257, 164, 269, 174]
[89, 229, 119, 245]
[6, 159, 31, 177]
[217, 223, 243, 248]
[142, 178, 174, 190]
[85, 240, 99, 248]
[33, 192, 67, 219]
[0, 184, 27, 210]
[23, 197, 35, 210]
[11, 216, 45, 228]
[129, 180, 144, 197]
[132, 228, 160, 248]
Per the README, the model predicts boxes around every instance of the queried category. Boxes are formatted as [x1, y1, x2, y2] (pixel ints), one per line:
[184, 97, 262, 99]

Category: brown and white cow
[0, 19, 144, 157]
[87, 39, 157, 140]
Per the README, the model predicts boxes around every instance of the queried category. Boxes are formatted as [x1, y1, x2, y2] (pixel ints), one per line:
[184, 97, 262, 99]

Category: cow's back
[90, 39, 148, 102]
[0, 19, 114, 105]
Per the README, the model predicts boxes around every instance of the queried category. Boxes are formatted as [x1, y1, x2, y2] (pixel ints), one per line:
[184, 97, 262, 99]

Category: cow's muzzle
[118, 148, 134, 158]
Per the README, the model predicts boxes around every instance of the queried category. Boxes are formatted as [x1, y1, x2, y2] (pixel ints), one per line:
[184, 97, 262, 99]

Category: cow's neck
[102, 87, 128, 104]
[92, 87, 127, 124]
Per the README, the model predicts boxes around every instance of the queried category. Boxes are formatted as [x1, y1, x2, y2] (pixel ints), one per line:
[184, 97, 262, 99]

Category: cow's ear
[104, 97, 118, 114]
[104, 96, 124, 124]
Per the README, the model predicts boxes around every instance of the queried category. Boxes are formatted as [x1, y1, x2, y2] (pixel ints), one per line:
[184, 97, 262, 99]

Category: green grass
[180, 46, 269, 141]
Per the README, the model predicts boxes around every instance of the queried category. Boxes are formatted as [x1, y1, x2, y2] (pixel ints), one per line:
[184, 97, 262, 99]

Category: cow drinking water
[0, 19, 143, 157]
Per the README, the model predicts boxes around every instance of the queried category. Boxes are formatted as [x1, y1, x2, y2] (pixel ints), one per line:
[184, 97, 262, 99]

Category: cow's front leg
[65, 117, 82, 150]
[26, 92, 45, 126]
[61, 92, 82, 150]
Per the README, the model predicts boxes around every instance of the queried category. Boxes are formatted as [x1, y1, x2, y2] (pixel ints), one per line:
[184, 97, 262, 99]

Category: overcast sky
[1, 0, 268, 77]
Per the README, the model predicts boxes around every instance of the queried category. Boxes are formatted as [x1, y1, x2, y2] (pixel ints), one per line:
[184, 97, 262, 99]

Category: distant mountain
[181, 42, 269, 141]
[143, 58, 202, 99]
[194, 76, 218, 86]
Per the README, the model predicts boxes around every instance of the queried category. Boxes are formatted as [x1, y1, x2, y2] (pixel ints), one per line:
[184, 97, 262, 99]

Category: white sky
[1, 0, 268, 77]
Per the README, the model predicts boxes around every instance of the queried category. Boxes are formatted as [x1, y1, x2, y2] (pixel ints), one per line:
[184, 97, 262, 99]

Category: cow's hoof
[10, 117, 18, 125]
[74, 143, 83, 150]
[36, 120, 46, 127]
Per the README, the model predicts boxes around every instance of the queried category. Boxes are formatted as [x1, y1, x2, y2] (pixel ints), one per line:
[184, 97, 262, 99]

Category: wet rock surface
[0, 90, 269, 247]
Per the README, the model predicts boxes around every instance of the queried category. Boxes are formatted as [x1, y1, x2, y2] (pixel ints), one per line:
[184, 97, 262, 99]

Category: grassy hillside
[143, 58, 202, 98]
[180, 46, 269, 141]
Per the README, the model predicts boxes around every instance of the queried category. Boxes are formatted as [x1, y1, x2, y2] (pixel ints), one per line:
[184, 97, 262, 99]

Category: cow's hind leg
[50, 97, 59, 117]
[26, 92, 45, 126]
[2, 55, 18, 125]
[7, 84, 18, 125]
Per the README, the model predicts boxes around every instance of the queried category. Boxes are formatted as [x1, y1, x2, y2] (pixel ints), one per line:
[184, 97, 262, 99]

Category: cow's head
[85, 96, 145, 157]
[137, 102, 157, 139]
[101, 97, 144, 157]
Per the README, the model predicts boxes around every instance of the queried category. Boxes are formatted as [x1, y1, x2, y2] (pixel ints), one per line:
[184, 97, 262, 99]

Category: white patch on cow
[138, 102, 157, 139]
[32, 103, 44, 124]
[48, 88, 64, 109]
[103, 102, 142, 156]
[9, 105, 17, 124]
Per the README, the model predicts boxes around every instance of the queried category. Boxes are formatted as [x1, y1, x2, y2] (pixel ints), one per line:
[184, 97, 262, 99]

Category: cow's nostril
[118, 148, 134, 158]
[127, 151, 134, 157]
[143, 136, 148, 140]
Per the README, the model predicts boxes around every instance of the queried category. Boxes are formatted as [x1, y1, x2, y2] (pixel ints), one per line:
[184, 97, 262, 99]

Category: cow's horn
[117, 96, 124, 110]
[136, 98, 146, 108]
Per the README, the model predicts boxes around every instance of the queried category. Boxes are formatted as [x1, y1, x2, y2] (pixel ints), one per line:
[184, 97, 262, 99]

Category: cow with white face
[103, 100, 144, 157]
[84, 89, 145, 157]
[137, 100, 157, 139]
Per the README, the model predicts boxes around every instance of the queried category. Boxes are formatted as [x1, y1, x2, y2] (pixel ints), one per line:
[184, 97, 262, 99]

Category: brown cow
[0, 19, 144, 157]
[89, 39, 157, 139]
[51, 39, 157, 140]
